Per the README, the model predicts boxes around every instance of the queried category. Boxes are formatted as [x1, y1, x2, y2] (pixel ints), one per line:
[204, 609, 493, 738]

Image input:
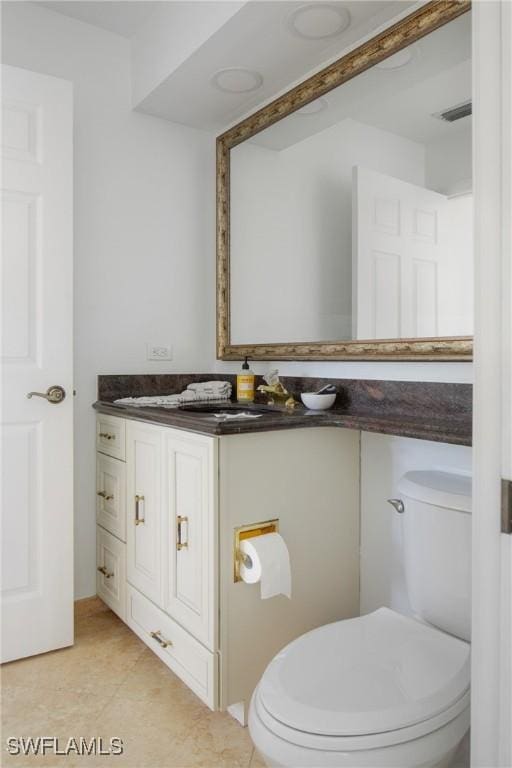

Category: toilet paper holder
[233, 519, 279, 582]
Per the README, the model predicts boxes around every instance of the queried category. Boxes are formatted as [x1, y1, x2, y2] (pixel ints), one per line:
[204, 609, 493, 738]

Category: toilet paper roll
[239, 532, 291, 599]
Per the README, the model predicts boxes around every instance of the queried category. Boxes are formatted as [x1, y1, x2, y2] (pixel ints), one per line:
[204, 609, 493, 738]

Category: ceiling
[38, 1, 160, 38]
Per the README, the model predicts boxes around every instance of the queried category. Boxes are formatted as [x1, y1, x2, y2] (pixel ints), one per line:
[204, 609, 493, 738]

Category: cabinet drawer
[126, 585, 217, 710]
[96, 414, 125, 461]
[96, 453, 126, 541]
[97, 526, 126, 621]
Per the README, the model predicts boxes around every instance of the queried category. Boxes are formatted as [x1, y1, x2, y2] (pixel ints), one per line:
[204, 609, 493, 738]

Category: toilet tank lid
[398, 470, 471, 513]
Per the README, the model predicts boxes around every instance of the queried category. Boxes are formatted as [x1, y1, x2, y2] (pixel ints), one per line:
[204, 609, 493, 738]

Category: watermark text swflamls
[6, 736, 124, 757]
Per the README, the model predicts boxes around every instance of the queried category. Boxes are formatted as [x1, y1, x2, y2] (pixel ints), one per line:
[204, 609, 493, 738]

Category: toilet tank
[398, 470, 472, 642]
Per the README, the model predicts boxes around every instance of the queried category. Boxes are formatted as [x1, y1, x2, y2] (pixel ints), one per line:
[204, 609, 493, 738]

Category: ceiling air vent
[433, 100, 472, 123]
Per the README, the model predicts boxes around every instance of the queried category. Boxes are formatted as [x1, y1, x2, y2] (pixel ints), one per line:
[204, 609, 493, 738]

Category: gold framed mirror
[217, 0, 472, 361]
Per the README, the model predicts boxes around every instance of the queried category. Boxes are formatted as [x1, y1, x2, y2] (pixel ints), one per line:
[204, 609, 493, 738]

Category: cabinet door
[163, 431, 217, 650]
[97, 526, 126, 621]
[96, 453, 126, 541]
[126, 422, 162, 605]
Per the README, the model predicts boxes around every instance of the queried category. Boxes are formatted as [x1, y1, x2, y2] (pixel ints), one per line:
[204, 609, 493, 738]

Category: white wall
[360, 432, 472, 617]
[2, 2, 217, 599]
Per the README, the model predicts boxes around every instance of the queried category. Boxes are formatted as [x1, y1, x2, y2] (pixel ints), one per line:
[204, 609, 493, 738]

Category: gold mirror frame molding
[216, 0, 472, 362]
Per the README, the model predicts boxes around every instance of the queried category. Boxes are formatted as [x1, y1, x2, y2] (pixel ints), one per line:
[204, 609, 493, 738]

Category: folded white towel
[114, 380, 232, 407]
[193, 392, 231, 401]
[114, 393, 185, 407]
[187, 381, 231, 395]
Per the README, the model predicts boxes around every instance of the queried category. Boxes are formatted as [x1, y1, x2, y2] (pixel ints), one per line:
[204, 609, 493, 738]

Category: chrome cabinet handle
[135, 494, 145, 525]
[99, 432, 116, 440]
[27, 385, 66, 404]
[150, 630, 172, 648]
[97, 565, 114, 579]
[176, 515, 189, 551]
[97, 491, 114, 501]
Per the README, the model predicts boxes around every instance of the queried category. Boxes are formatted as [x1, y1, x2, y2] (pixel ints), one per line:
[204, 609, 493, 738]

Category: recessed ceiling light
[295, 97, 329, 116]
[211, 68, 263, 94]
[376, 48, 413, 70]
[288, 3, 351, 41]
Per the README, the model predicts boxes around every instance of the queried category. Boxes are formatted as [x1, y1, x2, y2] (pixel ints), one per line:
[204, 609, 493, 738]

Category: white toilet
[249, 470, 472, 768]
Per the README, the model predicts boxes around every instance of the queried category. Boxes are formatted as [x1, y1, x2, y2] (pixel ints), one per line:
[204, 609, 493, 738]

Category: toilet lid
[258, 608, 470, 737]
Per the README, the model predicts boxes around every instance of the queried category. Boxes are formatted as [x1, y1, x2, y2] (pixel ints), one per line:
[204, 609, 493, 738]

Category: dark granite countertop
[93, 397, 472, 446]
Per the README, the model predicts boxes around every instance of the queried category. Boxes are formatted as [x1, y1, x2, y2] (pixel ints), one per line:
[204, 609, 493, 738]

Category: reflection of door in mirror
[353, 166, 473, 340]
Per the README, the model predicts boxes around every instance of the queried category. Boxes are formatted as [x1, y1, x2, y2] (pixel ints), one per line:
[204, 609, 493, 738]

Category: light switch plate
[146, 344, 173, 361]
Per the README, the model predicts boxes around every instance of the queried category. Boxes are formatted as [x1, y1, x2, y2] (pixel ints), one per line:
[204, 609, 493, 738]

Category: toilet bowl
[249, 471, 472, 768]
[249, 608, 470, 768]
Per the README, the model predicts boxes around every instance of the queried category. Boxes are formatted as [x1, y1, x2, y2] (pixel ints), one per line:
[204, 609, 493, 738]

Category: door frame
[472, 1, 512, 765]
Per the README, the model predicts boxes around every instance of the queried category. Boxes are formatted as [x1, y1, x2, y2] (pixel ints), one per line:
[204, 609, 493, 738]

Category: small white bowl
[300, 392, 336, 410]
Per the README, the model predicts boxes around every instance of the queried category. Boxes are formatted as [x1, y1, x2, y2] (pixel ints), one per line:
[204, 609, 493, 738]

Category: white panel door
[353, 166, 448, 340]
[1, 65, 73, 663]
[163, 430, 217, 650]
[126, 422, 162, 605]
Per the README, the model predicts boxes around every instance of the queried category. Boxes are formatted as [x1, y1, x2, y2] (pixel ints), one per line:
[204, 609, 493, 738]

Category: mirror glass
[229, 13, 472, 345]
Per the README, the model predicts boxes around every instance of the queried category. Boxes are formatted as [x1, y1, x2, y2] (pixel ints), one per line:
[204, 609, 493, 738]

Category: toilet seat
[253, 686, 470, 752]
[256, 607, 470, 751]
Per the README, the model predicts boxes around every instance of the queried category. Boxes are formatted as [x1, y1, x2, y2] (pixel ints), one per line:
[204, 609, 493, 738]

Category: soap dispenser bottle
[236, 357, 255, 403]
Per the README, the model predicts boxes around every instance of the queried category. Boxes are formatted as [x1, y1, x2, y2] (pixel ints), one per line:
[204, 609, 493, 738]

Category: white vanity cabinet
[96, 413, 360, 718]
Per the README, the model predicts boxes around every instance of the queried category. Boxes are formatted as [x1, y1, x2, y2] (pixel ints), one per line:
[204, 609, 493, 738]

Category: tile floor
[1, 598, 470, 768]
[1, 599, 263, 768]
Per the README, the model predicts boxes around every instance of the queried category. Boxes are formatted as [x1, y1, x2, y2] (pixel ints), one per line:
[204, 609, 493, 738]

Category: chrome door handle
[27, 385, 66, 404]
